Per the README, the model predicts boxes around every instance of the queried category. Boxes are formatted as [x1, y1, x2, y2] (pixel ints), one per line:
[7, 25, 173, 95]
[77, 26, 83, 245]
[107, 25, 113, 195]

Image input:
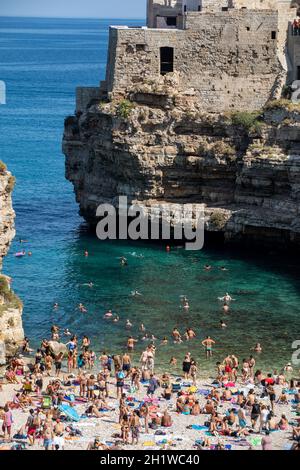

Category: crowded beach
[1, 314, 300, 451]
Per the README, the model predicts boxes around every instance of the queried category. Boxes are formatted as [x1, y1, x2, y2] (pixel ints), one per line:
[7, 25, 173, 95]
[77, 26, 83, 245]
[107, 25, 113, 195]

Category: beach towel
[191, 425, 209, 431]
[143, 441, 156, 447]
[64, 394, 75, 402]
[249, 436, 262, 447]
[42, 396, 52, 409]
[59, 404, 80, 422]
[76, 421, 97, 427]
[197, 389, 210, 395]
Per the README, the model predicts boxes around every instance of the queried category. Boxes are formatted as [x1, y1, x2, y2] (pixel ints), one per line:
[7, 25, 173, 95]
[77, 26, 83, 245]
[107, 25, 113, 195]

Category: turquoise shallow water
[0, 17, 300, 375]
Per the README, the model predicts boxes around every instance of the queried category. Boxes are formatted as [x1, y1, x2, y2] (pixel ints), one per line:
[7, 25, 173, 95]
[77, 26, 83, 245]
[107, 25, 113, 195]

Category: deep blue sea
[0, 17, 300, 375]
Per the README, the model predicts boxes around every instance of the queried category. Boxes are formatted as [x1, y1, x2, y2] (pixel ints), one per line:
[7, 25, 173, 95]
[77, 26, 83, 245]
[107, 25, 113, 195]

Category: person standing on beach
[251, 400, 261, 430]
[248, 355, 256, 377]
[182, 353, 192, 380]
[26, 409, 40, 446]
[122, 352, 131, 377]
[266, 384, 276, 412]
[43, 424, 54, 451]
[130, 410, 141, 445]
[147, 374, 159, 397]
[116, 370, 125, 398]
[261, 430, 272, 450]
[139, 403, 149, 433]
[190, 360, 198, 386]
[202, 336, 216, 358]
[2, 404, 13, 440]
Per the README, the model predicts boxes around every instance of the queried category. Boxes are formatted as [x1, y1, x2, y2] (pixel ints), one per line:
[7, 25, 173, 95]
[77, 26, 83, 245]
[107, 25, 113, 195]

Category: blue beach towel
[191, 425, 209, 431]
[59, 404, 80, 422]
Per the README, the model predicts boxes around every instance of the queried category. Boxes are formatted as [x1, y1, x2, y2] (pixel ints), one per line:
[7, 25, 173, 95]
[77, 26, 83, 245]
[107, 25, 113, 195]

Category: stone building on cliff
[77, 0, 300, 114]
[64, 0, 300, 249]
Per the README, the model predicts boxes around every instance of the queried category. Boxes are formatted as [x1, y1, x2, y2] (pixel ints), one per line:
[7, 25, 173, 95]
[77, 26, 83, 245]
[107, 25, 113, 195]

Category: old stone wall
[106, 10, 284, 112]
[147, 0, 183, 28]
[76, 87, 102, 114]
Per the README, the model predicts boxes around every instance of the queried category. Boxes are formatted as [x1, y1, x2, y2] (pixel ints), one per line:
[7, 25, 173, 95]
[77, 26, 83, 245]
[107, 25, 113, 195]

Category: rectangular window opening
[160, 47, 174, 75]
[166, 17, 177, 27]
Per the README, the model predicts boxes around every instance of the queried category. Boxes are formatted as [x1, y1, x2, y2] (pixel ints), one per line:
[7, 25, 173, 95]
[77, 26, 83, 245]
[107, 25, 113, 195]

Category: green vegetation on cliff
[0, 275, 23, 315]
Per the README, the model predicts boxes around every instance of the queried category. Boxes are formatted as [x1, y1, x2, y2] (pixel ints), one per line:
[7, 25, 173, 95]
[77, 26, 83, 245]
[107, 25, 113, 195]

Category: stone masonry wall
[106, 10, 283, 112]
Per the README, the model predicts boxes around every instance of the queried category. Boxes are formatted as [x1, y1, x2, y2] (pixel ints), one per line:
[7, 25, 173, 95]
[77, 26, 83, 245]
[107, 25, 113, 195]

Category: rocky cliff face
[63, 73, 300, 249]
[0, 165, 24, 364]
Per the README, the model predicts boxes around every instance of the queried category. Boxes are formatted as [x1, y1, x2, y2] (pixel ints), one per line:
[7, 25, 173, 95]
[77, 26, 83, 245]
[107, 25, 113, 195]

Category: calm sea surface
[0, 17, 300, 375]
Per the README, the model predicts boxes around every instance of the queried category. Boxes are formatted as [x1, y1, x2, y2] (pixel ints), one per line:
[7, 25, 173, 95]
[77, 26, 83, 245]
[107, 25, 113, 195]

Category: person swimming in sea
[130, 252, 144, 259]
[104, 310, 113, 319]
[126, 319, 133, 329]
[172, 328, 182, 344]
[204, 265, 212, 271]
[64, 329, 72, 337]
[120, 257, 127, 266]
[131, 290, 142, 297]
[53, 303, 59, 310]
[170, 357, 177, 367]
[84, 250, 89, 257]
[220, 320, 227, 328]
[78, 303, 87, 313]
[223, 303, 230, 313]
[113, 315, 120, 323]
[253, 343, 262, 353]
[161, 337, 168, 345]
[219, 293, 235, 303]
[185, 328, 196, 340]
[83, 282, 93, 288]
[140, 323, 146, 332]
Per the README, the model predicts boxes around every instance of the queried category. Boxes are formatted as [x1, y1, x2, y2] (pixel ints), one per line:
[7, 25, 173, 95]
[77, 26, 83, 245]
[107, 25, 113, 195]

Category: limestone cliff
[63, 74, 300, 249]
[0, 164, 24, 364]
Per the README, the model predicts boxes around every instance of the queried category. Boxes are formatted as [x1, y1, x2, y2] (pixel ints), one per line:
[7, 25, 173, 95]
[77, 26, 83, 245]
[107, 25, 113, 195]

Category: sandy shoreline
[1, 361, 299, 451]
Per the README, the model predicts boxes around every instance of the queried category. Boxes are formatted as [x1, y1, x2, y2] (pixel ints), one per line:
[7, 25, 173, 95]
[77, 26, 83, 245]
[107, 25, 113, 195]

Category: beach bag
[172, 383, 181, 392]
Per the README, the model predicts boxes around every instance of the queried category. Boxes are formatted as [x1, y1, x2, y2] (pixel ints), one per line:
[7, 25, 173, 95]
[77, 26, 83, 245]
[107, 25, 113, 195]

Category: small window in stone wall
[166, 17, 177, 27]
[136, 44, 146, 52]
[160, 47, 174, 75]
[271, 31, 276, 40]
[246, 26, 250, 31]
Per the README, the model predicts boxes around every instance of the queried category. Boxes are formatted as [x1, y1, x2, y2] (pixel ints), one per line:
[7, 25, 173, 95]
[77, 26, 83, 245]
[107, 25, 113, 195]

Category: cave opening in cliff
[160, 47, 174, 75]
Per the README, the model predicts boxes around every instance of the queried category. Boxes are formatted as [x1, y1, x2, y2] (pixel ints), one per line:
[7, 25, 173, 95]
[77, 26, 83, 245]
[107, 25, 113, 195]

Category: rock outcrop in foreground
[0, 164, 23, 365]
[63, 73, 300, 249]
